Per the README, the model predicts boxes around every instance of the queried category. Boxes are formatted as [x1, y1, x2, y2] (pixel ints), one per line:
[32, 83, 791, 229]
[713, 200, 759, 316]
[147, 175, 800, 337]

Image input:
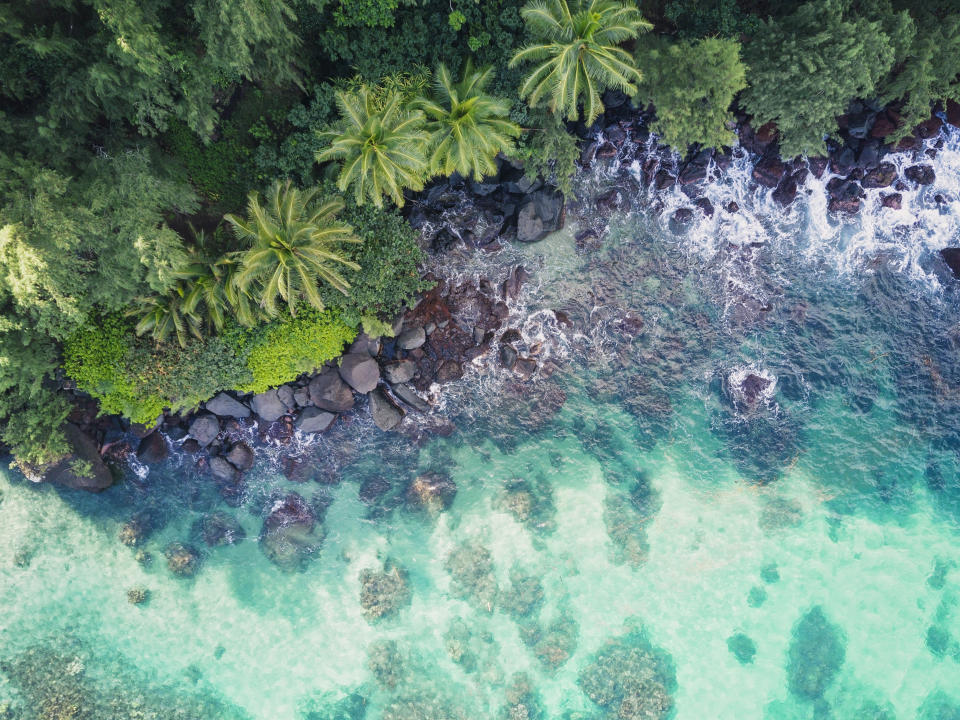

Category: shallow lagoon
[3, 131, 960, 719]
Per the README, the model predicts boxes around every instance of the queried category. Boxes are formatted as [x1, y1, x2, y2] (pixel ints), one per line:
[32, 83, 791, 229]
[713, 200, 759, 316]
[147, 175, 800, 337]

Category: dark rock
[516, 189, 565, 243]
[870, 111, 899, 138]
[369, 388, 404, 430]
[861, 162, 897, 188]
[915, 115, 943, 139]
[807, 157, 828, 178]
[436, 360, 464, 383]
[470, 177, 500, 196]
[504, 174, 540, 194]
[391, 383, 432, 412]
[499, 344, 519, 370]
[857, 140, 881, 169]
[225, 442, 255, 471]
[515, 357, 538, 380]
[847, 111, 873, 139]
[726, 201, 740, 214]
[669, 208, 694, 232]
[616, 314, 644, 335]
[210, 455, 239, 484]
[580, 141, 600, 167]
[653, 170, 675, 190]
[250, 389, 287, 422]
[752, 156, 787, 188]
[575, 228, 601, 253]
[396, 326, 426, 350]
[383, 360, 416, 384]
[596, 141, 617, 158]
[694, 197, 714, 217]
[360, 564, 411, 621]
[829, 147, 856, 176]
[406, 471, 457, 513]
[259, 493, 322, 571]
[880, 192, 902, 210]
[829, 197, 862, 214]
[204, 392, 251, 419]
[181, 438, 201, 454]
[339, 354, 381, 393]
[308, 370, 355, 412]
[188, 413, 221, 448]
[359, 477, 391, 504]
[295, 407, 337, 433]
[276, 384, 296, 411]
[165, 542, 201, 577]
[772, 176, 798, 206]
[905, 164, 935, 185]
[136, 432, 168, 464]
[940, 248, 960, 279]
[678, 160, 708, 185]
[501, 328, 523, 344]
[195, 511, 246, 547]
[502, 265, 530, 301]
[293, 386, 311, 408]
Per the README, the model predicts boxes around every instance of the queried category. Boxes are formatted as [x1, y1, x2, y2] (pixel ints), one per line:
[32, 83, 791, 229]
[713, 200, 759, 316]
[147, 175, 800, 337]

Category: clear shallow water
[4, 132, 960, 720]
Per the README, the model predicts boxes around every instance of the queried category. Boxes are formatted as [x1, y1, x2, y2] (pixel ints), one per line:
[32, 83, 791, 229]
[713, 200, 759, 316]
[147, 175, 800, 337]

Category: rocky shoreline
[37, 95, 960, 493]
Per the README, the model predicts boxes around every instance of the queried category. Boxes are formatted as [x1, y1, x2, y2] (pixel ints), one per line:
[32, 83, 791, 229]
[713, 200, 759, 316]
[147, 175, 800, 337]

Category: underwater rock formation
[578, 627, 677, 720]
[359, 563, 411, 621]
[786, 606, 846, 701]
[258, 493, 324, 572]
[164, 542, 201, 577]
[445, 541, 497, 612]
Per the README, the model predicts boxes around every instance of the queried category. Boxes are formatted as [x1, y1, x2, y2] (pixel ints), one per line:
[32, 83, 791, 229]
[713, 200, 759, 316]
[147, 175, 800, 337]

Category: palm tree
[509, 0, 650, 126]
[316, 87, 428, 208]
[129, 283, 202, 349]
[224, 179, 361, 318]
[413, 60, 522, 181]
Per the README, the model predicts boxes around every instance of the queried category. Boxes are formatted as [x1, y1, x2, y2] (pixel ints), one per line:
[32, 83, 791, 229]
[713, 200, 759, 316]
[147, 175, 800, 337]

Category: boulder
[295, 407, 337, 433]
[225, 442, 255, 471]
[406, 471, 457, 513]
[383, 360, 416, 385]
[861, 162, 897, 189]
[396, 326, 426, 350]
[515, 357, 538, 380]
[204, 392, 251, 419]
[293, 386, 311, 408]
[308, 370, 355, 412]
[276, 385, 296, 411]
[653, 170, 675, 190]
[349, 332, 381, 356]
[391, 383, 432, 412]
[940, 248, 960, 279]
[880, 192, 902, 210]
[771, 176, 798, 206]
[165, 542, 201, 577]
[136, 432, 168, 464]
[195, 511, 246, 547]
[752, 156, 787, 188]
[502, 265, 531, 301]
[905, 164, 936, 185]
[250, 389, 288, 422]
[435, 360, 464, 383]
[516, 189, 564, 243]
[188, 413, 220, 448]
[369, 388, 404, 431]
[209, 455, 239, 484]
[499, 344, 519, 370]
[259, 493, 323, 571]
[339, 354, 381, 393]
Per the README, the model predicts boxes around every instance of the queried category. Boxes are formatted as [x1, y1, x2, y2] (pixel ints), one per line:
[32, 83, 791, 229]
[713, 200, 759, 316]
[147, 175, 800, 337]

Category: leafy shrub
[510, 109, 580, 198]
[234, 309, 357, 394]
[319, 197, 431, 326]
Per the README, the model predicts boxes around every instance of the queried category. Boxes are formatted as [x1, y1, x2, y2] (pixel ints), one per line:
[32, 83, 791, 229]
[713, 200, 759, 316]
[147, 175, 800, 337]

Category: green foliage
[318, 88, 429, 207]
[0, 390, 72, 468]
[226, 180, 362, 317]
[510, 0, 651, 125]
[634, 36, 747, 151]
[414, 61, 521, 180]
[741, 0, 903, 157]
[236, 309, 357, 393]
[878, 6, 960, 141]
[318, 198, 431, 326]
[662, 0, 761, 38]
[334, 0, 401, 27]
[510, 109, 580, 198]
[63, 314, 253, 423]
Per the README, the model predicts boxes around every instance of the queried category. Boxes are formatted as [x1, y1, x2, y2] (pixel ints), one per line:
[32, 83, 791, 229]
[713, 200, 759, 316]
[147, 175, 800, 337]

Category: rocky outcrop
[295, 407, 336, 433]
[516, 189, 565, 243]
[250, 389, 287, 422]
[32, 423, 113, 492]
[204, 392, 251, 419]
[259, 493, 323, 571]
[188, 413, 220, 448]
[136, 431, 168, 464]
[308, 370, 355, 413]
[369, 388, 404, 430]
[338, 354, 380, 394]
[940, 248, 960, 279]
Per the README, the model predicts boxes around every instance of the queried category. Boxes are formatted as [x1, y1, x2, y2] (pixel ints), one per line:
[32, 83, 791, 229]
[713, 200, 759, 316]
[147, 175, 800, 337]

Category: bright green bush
[235, 309, 357, 394]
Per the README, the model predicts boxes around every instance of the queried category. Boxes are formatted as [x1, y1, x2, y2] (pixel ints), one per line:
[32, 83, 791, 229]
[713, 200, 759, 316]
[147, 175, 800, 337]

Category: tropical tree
[413, 60, 521, 180]
[509, 0, 651, 125]
[224, 180, 361, 317]
[129, 283, 202, 349]
[317, 87, 428, 207]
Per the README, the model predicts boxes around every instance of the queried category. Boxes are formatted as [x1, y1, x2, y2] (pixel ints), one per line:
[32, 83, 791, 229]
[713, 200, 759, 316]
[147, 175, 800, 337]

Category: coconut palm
[317, 87, 428, 207]
[509, 0, 650, 126]
[413, 60, 521, 180]
[224, 179, 361, 318]
[129, 283, 202, 349]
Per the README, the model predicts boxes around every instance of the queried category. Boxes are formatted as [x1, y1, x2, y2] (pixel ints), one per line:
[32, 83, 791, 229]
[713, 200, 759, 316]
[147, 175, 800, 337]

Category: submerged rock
[359, 563, 412, 621]
[446, 540, 497, 612]
[259, 493, 324, 572]
[406, 471, 457, 513]
[905, 164, 936, 185]
[136, 432, 168, 464]
[786, 606, 846, 701]
[164, 542, 202, 577]
[727, 633, 757, 665]
[194, 511, 247, 547]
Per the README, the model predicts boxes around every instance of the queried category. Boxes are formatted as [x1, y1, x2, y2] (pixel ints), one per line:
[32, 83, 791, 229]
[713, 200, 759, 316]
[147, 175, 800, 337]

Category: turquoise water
[4, 134, 960, 719]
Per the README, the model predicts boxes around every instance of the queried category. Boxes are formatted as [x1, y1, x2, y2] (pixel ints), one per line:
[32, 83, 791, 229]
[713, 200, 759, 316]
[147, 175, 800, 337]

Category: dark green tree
[741, 0, 905, 157]
[634, 36, 747, 151]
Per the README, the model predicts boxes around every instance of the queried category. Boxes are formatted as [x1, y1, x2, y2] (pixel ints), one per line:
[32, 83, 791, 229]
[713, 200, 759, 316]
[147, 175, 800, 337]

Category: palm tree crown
[129, 282, 202, 349]
[413, 60, 521, 181]
[509, 0, 650, 125]
[224, 180, 361, 318]
[317, 88, 428, 208]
